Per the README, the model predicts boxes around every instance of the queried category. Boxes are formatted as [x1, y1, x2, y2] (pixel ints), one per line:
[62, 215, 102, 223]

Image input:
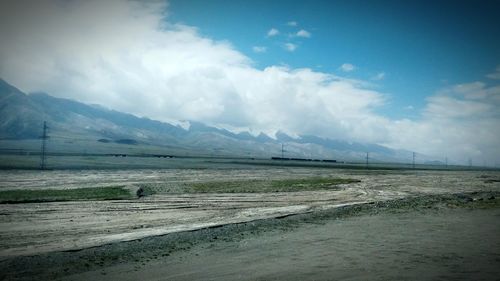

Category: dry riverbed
[0, 168, 500, 280]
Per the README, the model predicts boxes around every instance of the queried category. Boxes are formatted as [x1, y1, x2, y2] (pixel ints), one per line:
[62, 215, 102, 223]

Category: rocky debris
[125, 185, 149, 198]
[456, 193, 474, 203]
[136, 187, 145, 198]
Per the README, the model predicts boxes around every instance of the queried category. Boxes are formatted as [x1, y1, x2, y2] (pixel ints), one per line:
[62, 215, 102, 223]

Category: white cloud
[252, 46, 267, 53]
[439, 82, 500, 102]
[381, 82, 500, 164]
[296, 29, 311, 38]
[486, 65, 500, 80]
[339, 63, 356, 72]
[0, 0, 499, 164]
[287, 21, 298, 26]
[267, 28, 279, 37]
[424, 96, 493, 119]
[284, 43, 297, 52]
[372, 72, 385, 81]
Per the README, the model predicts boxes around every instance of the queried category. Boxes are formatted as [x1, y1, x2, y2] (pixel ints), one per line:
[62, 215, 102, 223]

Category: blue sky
[1, 0, 499, 164]
[169, 0, 500, 119]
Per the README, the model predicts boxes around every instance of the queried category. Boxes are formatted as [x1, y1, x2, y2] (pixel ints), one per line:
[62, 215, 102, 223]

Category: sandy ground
[0, 168, 499, 259]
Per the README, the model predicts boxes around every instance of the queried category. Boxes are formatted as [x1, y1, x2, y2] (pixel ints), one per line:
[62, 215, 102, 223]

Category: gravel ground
[1, 191, 499, 281]
[0, 168, 499, 280]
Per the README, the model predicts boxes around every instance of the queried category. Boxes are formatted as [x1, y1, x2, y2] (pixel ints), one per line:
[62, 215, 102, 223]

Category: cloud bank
[0, 0, 499, 164]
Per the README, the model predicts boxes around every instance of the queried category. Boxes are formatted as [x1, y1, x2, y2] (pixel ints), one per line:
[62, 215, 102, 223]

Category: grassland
[0, 186, 133, 203]
[187, 177, 361, 193]
[0, 176, 361, 203]
[138, 177, 361, 194]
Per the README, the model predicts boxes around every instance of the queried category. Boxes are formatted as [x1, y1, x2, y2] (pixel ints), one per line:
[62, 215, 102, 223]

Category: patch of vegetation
[187, 177, 361, 193]
[115, 139, 138, 145]
[0, 186, 133, 203]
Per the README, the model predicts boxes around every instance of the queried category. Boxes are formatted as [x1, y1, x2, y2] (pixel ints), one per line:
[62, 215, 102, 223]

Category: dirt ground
[0, 168, 499, 259]
[62, 207, 500, 281]
[1, 190, 499, 281]
[1, 167, 500, 281]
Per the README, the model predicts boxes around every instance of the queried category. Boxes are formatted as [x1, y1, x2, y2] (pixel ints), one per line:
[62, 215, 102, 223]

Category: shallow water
[66, 208, 500, 281]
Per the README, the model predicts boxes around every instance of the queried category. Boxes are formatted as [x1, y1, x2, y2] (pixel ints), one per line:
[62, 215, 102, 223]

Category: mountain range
[0, 78, 426, 163]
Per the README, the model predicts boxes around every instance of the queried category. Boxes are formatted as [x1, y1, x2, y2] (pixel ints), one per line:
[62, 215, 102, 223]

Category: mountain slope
[0, 78, 423, 162]
[0, 79, 48, 138]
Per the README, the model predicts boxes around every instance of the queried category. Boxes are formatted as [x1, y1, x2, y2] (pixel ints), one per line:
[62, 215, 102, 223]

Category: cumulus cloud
[287, 21, 298, 26]
[425, 96, 493, 119]
[0, 0, 381, 138]
[252, 46, 267, 53]
[267, 28, 279, 37]
[0, 0, 498, 164]
[339, 63, 356, 72]
[382, 82, 500, 164]
[284, 43, 297, 52]
[296, 29, 311, 38]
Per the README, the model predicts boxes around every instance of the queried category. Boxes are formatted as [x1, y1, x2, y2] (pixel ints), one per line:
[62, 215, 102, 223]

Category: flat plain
[1, 163, 499, 280]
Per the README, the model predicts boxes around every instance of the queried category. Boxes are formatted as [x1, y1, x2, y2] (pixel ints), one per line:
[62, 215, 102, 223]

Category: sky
[0, 0, 499, 165]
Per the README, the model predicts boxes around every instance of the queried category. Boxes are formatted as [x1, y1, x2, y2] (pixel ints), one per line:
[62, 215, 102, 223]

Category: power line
[39, 121, 49, 170]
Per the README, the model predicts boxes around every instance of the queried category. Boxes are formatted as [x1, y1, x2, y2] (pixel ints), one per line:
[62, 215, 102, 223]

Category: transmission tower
[365, 152, 369, 168]
[412, 152, 416, 169]
[281, 143, 286, 159]
[39, 121, 49, 170]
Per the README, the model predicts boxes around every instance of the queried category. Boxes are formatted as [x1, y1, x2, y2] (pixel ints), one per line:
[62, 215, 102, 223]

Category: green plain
[186, 177, 361, 193]
[0, 186, 133, 203]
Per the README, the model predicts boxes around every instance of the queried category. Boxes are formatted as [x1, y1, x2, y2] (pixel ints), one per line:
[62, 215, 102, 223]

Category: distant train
[271, 157, 336, 163]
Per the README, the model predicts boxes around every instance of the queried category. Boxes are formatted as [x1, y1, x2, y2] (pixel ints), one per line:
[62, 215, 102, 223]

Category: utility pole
[39, 121, 49, 170]
[412, 152, 416, 169]
[365, 152, 369, 168]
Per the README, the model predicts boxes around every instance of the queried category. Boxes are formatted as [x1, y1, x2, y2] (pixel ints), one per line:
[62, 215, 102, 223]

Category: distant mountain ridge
[0, 78, 425, 162]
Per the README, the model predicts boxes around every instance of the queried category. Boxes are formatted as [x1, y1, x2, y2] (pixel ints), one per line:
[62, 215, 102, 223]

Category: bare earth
[0, 168, 499, 258]
[0, 167, 499, 280]
[63, 207, 500, 281]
